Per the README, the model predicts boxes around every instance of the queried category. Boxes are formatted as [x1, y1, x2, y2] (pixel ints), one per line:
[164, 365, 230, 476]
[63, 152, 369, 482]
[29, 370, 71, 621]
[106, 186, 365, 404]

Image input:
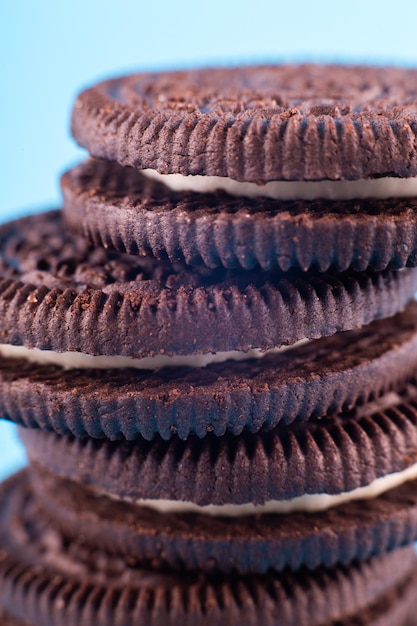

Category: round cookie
[4, 303, 417, 439]
[1, 472, 417, 626]
[62, 158, 417, 272]
[2, 212, 417, 359]
[71, 65, 417, 182]
[20, 381, 417, 504]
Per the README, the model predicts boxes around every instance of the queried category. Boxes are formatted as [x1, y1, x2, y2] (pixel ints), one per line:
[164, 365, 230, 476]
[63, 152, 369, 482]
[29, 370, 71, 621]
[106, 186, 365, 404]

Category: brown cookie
[3, 211, 416, 359]
[71, 65, 417, 182]
[20, 381, 417, 504]
[29, 460, 417, 574]
[1, 472, 417, 626]
[62, 158, 417, 272]
[4, 303, 417, 439]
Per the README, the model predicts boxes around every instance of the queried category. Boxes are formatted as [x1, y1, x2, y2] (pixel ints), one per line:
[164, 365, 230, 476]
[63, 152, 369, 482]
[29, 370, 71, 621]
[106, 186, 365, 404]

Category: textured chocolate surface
[5, 304, 417, 439]
[1, 472, 417, 626]
[63, 158, 417, 272]
[346, 577, 417, 626]
[1, 211, 417, 359]
[21, 381, 417, 504]
[0, 614, 34, 626]
[71, 65, 417, 182]
[31, 465, 417, 574]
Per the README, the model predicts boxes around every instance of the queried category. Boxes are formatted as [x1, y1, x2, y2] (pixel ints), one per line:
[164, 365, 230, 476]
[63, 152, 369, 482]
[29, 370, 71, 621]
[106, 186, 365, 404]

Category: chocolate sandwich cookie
[71, 65, 417, 182]
[22, 382, 417, 574]
[3, 211, 417, 357]
[63, 158, 417, 272]
[4, 303, 417, 439]
[1, 472, 417, 626]
[19, 380, 417, 504]
[29, 463, 417, 575]
[1, 211, 417, 439]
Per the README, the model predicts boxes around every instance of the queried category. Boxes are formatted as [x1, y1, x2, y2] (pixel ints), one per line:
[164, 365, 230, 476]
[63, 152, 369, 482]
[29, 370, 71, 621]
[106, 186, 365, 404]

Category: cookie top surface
[1, 211, 416, 358]
[71, 64, 417, 182]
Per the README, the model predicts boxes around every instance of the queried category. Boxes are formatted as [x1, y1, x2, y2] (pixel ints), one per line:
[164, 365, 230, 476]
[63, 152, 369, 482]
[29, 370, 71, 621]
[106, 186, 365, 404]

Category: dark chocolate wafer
[71, 65, 417, 182]
[63, 158, 417, 272]
[20, 381, 417, 504]
[1, 471, 417, 626]
[1, 211, 417, 356]
[4, 303, 417, 439]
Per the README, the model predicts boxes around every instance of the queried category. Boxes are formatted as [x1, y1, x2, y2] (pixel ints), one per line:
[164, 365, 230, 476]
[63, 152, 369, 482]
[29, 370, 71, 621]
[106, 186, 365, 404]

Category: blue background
[2, 0, 417, 478]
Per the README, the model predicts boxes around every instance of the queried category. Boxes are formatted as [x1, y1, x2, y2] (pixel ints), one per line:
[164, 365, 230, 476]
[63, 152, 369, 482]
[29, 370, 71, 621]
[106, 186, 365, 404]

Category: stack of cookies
[2, 65, 417, 625]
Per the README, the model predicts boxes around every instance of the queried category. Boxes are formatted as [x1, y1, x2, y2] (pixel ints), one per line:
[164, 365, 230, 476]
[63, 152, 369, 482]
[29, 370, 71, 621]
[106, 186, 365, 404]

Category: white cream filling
[0, 339, 310, 371]
[133, 462, 417, 517]
[142, 169, 417, 201]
